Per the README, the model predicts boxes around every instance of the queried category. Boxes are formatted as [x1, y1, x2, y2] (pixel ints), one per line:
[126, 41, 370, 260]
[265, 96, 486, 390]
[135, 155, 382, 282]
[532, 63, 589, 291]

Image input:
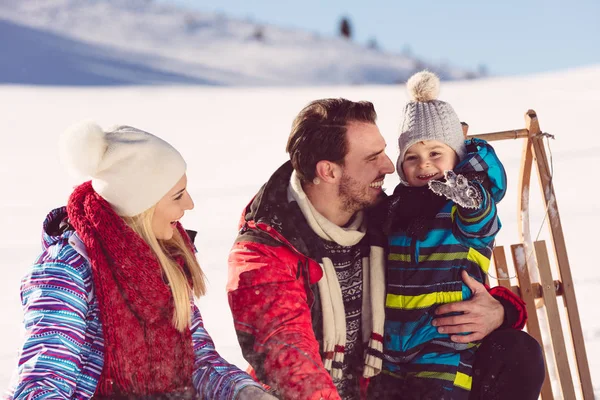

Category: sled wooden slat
[527, 112, 594, 399]
[510, 244, 541, 338]
[461, 122, 469, 137]
[534, 241, 577, 398]
[506, 282, 562, 301]
[466, 128, 529, 142]
[517, 137, 534, 246]
[492, 246, 511, 289]
[528, 281, 563, 300]
[510, 244, 553, 400]
[517, 124, 536, 281]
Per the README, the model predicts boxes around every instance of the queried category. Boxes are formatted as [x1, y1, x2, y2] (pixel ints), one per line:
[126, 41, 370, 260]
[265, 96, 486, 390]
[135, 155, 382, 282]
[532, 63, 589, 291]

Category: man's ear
[315, 160, 340, 184]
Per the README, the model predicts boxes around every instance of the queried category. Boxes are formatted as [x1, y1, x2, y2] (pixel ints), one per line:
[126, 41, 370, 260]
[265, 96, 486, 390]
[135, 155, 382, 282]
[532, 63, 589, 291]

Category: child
[371, 71, 507, 399]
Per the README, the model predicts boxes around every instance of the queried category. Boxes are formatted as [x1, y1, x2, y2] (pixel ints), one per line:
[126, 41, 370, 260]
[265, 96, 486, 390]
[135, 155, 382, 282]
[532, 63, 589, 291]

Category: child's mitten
[428, 170, 482, 209]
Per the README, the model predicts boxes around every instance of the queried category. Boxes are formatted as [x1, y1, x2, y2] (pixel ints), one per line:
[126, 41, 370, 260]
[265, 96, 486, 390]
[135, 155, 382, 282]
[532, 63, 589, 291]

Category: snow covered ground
[1, 66, 599, 398]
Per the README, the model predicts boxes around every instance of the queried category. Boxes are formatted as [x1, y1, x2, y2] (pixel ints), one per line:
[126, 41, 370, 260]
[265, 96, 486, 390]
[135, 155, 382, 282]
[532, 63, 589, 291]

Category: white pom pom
[406, 70, 440, 102]
[59, 121, 107, 178]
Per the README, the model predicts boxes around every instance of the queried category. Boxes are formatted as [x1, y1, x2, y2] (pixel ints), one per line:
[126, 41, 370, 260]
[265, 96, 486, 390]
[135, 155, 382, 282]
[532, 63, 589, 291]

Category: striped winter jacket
[381, 139, 507, 390]
[10, 207, 261, 400]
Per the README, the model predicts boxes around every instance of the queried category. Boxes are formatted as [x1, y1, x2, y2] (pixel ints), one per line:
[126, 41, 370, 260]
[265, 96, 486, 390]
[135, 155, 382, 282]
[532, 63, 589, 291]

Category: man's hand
[432, 270, 504, 343]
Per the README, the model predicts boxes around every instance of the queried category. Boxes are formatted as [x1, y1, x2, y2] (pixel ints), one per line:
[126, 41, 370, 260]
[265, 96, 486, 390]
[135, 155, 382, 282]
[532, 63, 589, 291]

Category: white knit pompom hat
[59, 121, 187, 216]
[397, 71, 466, 183]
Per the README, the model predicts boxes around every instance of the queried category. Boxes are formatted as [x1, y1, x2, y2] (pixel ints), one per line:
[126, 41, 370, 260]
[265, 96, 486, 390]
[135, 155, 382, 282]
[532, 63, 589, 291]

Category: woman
[10, 122, 275, 399]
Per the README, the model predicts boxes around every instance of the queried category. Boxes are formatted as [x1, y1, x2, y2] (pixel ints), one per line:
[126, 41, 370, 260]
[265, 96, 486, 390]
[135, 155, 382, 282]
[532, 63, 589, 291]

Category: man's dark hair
[286, 98, 377, 182]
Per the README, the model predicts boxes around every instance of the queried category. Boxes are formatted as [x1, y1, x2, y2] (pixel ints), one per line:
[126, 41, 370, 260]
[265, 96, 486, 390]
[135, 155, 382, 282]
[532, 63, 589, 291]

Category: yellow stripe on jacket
[386, 291, 463, 309]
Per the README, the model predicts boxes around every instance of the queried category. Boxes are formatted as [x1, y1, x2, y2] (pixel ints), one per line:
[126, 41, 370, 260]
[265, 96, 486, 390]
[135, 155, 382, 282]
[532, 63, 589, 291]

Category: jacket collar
[244, 161, 316, 257]
[41, 207, 74, 250]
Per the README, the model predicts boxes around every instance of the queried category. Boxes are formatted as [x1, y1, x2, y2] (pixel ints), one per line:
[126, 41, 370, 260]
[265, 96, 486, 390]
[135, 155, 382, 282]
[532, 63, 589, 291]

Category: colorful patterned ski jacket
[10, 207, 261, 400]
[380, 138, 525, 393]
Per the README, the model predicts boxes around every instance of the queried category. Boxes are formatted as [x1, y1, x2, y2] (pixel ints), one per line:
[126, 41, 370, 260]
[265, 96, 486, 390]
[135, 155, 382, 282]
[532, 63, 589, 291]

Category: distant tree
[252, 26, 265, 41]
[367, 37, 379, 50]
[339, 17, 352, 40]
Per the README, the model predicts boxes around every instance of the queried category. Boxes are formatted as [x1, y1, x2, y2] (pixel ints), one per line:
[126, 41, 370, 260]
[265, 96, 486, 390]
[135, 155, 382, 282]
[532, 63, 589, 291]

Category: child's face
[401, 140, 458, 187]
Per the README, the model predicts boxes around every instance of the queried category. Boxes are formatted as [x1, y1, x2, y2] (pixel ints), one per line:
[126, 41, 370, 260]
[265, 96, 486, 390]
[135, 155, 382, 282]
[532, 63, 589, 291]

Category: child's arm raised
[429, 170, 499, 248]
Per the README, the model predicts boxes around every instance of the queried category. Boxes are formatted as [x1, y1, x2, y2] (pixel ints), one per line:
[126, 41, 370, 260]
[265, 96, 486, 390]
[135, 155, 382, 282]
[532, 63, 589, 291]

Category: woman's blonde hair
[124, 207, 206, 332]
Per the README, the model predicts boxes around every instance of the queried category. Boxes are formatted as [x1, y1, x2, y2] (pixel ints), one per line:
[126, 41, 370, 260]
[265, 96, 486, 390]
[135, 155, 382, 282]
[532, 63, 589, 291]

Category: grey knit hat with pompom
[397, 70, 466, 182]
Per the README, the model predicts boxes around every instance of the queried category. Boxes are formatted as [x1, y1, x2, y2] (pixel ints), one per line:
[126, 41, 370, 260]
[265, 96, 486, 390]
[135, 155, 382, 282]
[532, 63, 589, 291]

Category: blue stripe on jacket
[10, 207, 260, 400]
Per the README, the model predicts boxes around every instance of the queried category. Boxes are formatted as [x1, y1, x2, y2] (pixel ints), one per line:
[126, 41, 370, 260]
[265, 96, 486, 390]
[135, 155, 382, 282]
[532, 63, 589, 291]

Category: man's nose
[381, 154, 395, 174]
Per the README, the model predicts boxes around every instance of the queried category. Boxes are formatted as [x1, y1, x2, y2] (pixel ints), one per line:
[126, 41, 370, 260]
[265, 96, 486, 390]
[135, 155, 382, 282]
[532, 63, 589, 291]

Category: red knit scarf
[67, 181, 195, 396]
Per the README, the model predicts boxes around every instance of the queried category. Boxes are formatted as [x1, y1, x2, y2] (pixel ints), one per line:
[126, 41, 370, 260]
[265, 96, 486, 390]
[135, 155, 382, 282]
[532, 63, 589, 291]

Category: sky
[158, 0, 600, 76]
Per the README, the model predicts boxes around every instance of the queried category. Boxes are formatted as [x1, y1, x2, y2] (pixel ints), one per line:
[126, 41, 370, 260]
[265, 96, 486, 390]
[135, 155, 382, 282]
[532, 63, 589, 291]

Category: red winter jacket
[227, 162, 526, 400]
[228, 162, 340, 400]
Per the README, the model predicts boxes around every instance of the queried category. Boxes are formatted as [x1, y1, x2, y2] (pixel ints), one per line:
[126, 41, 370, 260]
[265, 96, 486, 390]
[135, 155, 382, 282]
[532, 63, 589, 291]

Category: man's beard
[338, 172, 378, 215]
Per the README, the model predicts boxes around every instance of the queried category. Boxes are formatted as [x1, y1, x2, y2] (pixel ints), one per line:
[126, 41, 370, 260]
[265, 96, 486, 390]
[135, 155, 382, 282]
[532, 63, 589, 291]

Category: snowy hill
[0, 66, 599, 398]
[0, 0, 479, 86]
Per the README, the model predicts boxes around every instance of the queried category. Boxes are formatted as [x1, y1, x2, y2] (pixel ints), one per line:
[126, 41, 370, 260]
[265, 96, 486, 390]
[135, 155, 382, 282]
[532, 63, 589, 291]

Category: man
[227, 99, 540, 400]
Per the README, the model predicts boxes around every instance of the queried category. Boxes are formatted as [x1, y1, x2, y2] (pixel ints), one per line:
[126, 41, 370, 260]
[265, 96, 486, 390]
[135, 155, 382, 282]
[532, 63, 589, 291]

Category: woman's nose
[184, 192, 194, 211]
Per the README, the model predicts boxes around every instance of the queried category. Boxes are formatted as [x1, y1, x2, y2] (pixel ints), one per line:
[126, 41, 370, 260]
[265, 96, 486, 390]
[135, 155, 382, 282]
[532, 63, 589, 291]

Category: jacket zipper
[412, 238, 420, 266]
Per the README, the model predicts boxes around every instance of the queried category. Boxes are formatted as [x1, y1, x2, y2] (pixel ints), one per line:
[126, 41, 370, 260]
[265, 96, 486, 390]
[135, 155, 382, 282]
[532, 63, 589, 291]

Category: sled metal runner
[462, 110, 593, 400]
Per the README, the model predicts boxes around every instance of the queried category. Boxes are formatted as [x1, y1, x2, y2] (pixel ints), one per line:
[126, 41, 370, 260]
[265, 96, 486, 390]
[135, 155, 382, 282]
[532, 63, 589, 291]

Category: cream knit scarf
[288, 171, 385, 379]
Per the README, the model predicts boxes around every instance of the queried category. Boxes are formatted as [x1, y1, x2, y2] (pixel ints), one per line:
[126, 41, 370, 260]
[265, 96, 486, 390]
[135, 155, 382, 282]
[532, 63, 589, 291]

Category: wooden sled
[462, 110, 593, 399]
